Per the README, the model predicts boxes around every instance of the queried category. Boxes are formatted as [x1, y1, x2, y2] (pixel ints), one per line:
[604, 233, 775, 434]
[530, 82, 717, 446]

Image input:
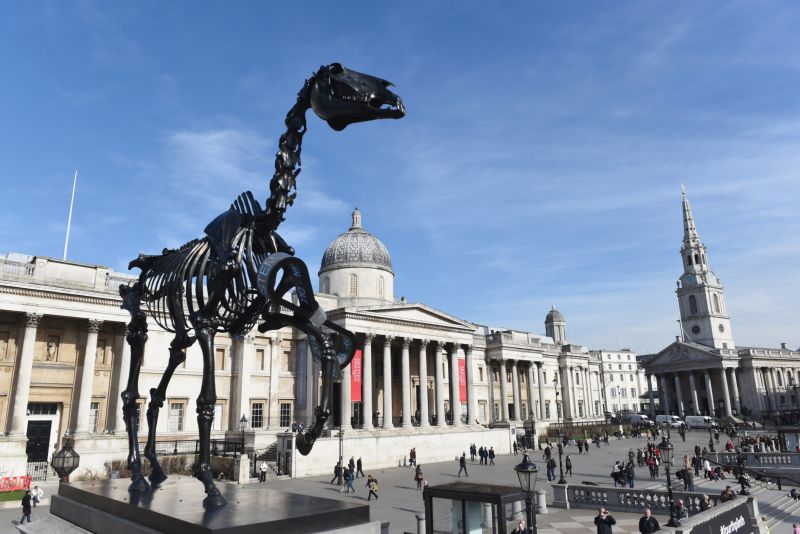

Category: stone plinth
[51, 477, 375, 534]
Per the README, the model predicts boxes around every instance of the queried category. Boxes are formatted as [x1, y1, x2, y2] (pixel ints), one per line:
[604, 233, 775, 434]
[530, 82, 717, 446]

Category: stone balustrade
[552, 483, 721, 515]
[712, 451, 800, 467]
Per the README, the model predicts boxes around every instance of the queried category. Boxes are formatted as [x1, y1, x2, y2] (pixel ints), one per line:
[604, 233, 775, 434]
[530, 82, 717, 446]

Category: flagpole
[63, 170, 78, 260]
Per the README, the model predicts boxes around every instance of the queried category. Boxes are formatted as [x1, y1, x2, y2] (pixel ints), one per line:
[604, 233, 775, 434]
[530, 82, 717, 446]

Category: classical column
[719, 368, 733, 417]
[362, 334, 374, 429]
[510, 360, 521, 421]
[112, 326, 131, 433]
[688, 373, 700, 416]
[673, 374, 684, 417]
[565, 366, 575, 418]
[341, 341, 352, 430]
[266, 338, 279, 427]
[230, 334, 254, 431]
[660, 374, 671, 415]
[434, 341, 446, 427]
[497, 361, 509, 421]
[646, 374, 655, 418]
[450, 344, 463, 426]
[704, 370, 716, 417]
[9, 313, 41, 435]
[729, 368, 741, 414]
[526, 364, 536, 420]
[536, 363, 545, 419]
[401, 338, 412, 428]
[584, 368, 592, 417]
[769, 369, 780, 412]
[382, 336, 394, 428]
[465, 345, 477, 424]
[75, 319, 103, 434]
[418, 340, 430, 427]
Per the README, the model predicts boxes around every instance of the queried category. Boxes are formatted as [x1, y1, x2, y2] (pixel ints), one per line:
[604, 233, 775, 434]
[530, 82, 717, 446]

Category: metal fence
[151, 438, 244, 457]
[26, 462, 50, 481]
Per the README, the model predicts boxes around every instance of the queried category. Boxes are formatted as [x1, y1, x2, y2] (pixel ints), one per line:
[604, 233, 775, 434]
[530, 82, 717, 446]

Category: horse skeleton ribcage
[139, 227, 268, 336]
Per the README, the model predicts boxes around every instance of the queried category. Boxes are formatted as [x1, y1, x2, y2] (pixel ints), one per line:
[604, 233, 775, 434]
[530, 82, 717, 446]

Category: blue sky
[1, 1, 798, 353]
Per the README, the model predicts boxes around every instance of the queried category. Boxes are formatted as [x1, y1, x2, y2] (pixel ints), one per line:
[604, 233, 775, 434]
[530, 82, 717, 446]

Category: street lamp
[514, 453, 539, 534]
[706, 421, 715, 452]
[552, 375, 566, 485]
[51, 437, 80, 482]
[338, 426, 345, 485]
[658, 436, 680, 527]
[239, 414, 248, 455]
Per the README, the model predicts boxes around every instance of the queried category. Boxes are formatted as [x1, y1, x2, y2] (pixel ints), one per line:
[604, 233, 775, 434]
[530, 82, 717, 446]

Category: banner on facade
[351, 349, 362, 402]
[458, 358, 467, 401]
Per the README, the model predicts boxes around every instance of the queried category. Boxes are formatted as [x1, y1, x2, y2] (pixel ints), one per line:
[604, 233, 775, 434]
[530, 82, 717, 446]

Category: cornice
[327, 309, 474, 335]
[0, 284, 122, 309]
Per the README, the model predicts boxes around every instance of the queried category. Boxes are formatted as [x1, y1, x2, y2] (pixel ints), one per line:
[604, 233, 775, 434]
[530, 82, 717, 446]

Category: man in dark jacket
[20, 490, 32, 525]
[458, 452, 468, 477]
[331, 461, 342, 485]
[638, 507, 660, 533]
[594, 507, 616, 534]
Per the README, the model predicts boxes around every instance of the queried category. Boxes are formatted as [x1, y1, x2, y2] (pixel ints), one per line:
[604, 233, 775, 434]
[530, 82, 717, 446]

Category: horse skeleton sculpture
[119, 63, 404, 506]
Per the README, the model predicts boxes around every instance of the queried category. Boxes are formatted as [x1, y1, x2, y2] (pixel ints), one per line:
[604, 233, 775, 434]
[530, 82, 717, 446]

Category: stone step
[767, 497, 800, 528]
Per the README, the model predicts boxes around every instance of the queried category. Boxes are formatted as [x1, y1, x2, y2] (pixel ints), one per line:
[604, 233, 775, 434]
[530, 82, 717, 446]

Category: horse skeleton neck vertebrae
[118, 63, 404, 508]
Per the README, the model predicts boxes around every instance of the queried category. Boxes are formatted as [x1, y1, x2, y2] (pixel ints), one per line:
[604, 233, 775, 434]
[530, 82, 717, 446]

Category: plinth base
[51, 477, 376, 534]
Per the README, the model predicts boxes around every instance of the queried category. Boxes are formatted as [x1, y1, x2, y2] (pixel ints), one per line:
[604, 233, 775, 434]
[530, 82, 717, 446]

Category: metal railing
[26, 462, 50, 481]
[151, 438, 244, 457]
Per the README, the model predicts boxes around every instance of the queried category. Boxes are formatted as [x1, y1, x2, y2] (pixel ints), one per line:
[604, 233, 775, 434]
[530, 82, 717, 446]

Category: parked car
[655, 414, 685, 428]
[684, 415, 718, 429]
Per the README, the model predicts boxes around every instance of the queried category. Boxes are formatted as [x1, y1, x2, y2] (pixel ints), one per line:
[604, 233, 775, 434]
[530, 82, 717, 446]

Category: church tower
[676, 187, 735, 349]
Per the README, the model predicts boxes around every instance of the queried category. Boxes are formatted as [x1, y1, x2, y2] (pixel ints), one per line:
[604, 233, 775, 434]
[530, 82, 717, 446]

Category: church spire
[680, 187, 707, 273]
[681, 185, 701, 247]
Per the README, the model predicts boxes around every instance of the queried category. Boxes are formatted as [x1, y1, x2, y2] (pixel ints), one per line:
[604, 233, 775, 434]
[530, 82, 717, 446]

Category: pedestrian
[331, 461, 342, 485]
[511, 519, 526, 534]
[543, 445, 551, 461]
[259, 460, 268, 482]
[565, 455, 573, 477]
[547, 457, 557, 481]
[625, 461, 635, 488]
[20, 489, 32, 525]
[470, 443, 476, 461]
[410, 447, 417, 467]
[458, 452, 469, 477]
[357, 457, 365, 478]
[488, 447, 495, 465]
[638, 507, 660, 533]
[367, 476, 379, 501]
[684, 468, 695, 492]
[340, 467, 350, 492]
[611, 461, 622, 487]
[348, 456, 355, 474]
[344, 467, 355, 494]
[674, 499, 689, 520]
[513, 441, 519, 455]
[31, 485, 43, 506]
[700, 494, 712, 511]
[415, 465, 424, 490]
[792, 523, 799, 534]
[594, 507, 616, 534]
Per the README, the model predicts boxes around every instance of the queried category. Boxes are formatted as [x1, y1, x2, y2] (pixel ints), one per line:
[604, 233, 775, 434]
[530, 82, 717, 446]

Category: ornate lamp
[658, 436, 679, 527]
[239, 414, 248, 455]
[51, 438, 80, 482]
[514, 453, 539, 534]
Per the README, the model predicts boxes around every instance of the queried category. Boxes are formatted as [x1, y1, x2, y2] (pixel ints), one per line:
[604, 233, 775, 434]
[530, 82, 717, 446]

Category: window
[610, 388, 616, 398]
[494, 403, 500, 419]
[545, 401, 551, 419]
[621, 389, 627, 398]
[322, 276, 330, 294]
[689, 295, 698, 315]
[594, 401, 600, 415]
[686, 255, 692, 266]
[629, 375, 634, 382]
[542, 371, 547, 383]
[378, 276, 384, 299]
[575, 372, 580, 385]
[578, 401, 584, 418]
[478, 366, 484, 382]
[776, 372, 783, 387]
[619, 374, 623, 382]
[90, 402, 100, 434]
[348, 274, 358, 296]
[251, 402, 264, 429]
[168, 402, 184, 432]
[713, 294, 720, 313]
[256, 348, 266, 371]
[618, 364, 622, 370]
[214, 347, 225, 370]
[521, 403, 527, 419]
[479, 401, 487, 422]
[627, 355, 631, 360]
[213, 403, 223, 431]
[694, 253, 700, 265]
[281, 349, 294, 372]
[631, 388, 636, 398]
[279, 402, 292, 427]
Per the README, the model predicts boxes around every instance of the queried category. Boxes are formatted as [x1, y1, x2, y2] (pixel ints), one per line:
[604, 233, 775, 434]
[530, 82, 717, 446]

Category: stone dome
[545, 305, 565, 323]
[319, 208, 393, 275]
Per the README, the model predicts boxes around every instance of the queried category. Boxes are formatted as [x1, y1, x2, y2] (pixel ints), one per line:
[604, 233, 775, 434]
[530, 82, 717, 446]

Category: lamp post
[51, 437, 80, 483]
[239, 414, 248, 455]
[514, 453, 539, 534]
[552, 375, 566, 485]
[706, 421, 715, 452]
[338, 426, 345, 485]
[658, 436, 680, 527]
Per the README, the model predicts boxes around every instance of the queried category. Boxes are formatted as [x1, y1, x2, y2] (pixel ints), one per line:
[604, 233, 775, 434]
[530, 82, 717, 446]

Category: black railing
[151, 438, 244, 457]
[26, 461, 50, 481]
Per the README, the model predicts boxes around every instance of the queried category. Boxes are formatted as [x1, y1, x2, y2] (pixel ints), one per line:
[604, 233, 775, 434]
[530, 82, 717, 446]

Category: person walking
[513, 441, 519, 455]
[415, 465, 424, 490]
[357, 457, 365, 478]
[340, 467, 350, 492]
[488, 447, 495, 465]
[458, 452, 469, 477]
[367, 476, 379, 501]
[19, 490, 32, 525]
[259, 460, 268, 482]
[625, 461, 635, 488]
[348, 456, 356, 475]
[331, 461, 342, 485]
[31, 485, 43, 506]
[594, 507, 616, 534]
[343, 467, 355, 494]
[638, 507, 660, 533]
[547, 456, 557, 481]
[565, 455, 573, 477]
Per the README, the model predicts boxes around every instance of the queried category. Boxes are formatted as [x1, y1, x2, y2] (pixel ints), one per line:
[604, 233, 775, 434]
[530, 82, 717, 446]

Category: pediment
[645, 341, 721, 370]
[357, 303, 475, 331]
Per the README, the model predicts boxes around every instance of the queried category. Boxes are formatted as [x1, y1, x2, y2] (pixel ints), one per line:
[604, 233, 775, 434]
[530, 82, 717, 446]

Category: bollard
[481, 502, 494, 529]
[511, 500, 523, 520]
[415, 513, 425, 534]
[535, 489, 548, 514]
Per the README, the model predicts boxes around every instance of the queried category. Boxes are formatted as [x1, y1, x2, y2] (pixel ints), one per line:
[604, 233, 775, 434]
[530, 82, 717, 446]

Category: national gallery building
[0, 208, 606, 478]
[640, 190, 800, 424]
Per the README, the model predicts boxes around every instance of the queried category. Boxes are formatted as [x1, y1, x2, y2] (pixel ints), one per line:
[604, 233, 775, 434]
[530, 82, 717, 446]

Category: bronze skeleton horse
[118, 63, 404, 506]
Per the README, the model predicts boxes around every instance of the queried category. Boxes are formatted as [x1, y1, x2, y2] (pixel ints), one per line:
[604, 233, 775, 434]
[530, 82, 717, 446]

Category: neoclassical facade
[641, 189, 800, 420]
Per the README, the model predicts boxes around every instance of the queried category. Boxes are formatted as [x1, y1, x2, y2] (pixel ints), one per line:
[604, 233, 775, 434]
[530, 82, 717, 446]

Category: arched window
[712, 294, 720, 313]
[378, 276, 384, 299]
[348, 274, 358, 296]
[776, 371, 783, 387]
[686, 255, 692, 266]
[694, 253, 700, 265]
[689, 295, 698, 315]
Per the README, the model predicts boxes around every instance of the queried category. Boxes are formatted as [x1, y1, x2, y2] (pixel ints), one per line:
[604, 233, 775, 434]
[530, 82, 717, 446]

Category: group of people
[593, 506, 660, 534]
[468, 443, 496, 465]
[330, 456, 368, 494]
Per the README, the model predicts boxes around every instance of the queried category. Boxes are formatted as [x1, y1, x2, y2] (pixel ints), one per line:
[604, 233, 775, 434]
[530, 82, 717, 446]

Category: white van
[623, 414, 654, 427]
[655, 414, 684, 428]
[684, 415, 717, 429]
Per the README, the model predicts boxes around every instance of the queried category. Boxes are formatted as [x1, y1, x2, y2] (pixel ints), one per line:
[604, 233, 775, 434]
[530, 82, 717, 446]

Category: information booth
[423, 482, 527, 534]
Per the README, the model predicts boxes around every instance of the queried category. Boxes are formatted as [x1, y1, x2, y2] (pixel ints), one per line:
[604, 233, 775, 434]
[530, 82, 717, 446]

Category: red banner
[0, 476, 31, 493]
[458, 358, 467, 402]
[351, 349, 362, 402]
